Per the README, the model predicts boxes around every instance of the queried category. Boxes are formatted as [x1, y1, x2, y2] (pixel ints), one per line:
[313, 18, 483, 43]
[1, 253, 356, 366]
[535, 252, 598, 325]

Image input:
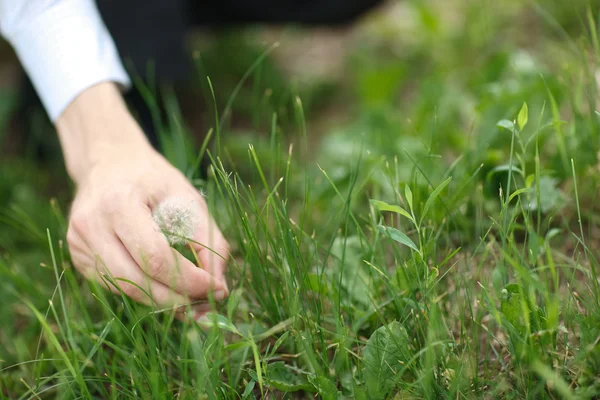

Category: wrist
[55, 82, 152, 184]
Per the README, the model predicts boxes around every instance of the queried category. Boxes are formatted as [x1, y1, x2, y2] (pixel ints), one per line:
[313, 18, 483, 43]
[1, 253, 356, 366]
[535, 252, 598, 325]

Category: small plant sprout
[152, 197, 201, 246]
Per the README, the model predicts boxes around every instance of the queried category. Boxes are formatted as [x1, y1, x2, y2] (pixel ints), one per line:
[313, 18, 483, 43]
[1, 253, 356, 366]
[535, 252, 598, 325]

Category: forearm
[55, 82, 152, 185]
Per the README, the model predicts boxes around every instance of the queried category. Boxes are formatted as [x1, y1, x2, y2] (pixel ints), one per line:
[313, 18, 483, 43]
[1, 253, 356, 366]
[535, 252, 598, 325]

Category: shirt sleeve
[0, 0, 131, 121]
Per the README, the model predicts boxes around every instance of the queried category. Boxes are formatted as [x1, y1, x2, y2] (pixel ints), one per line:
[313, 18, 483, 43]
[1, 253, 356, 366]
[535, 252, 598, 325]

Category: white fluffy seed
[152, 197, 201, 246]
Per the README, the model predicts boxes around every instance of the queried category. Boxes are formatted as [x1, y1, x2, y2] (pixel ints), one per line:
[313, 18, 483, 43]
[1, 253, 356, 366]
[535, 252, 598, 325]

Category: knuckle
[218, 238, 231, 257]
[65, 226, 78, 246]
[99, 184, 138, 218]
[120, 283, 142, 299]
[146, 250, 168, 278]
[104, 183, 134, 201]
[68, 212, 89, 236]
[100, 190, 125, 217]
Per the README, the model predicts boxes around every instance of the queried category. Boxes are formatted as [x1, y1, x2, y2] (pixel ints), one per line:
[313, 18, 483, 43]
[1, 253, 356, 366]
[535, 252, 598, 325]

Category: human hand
[56, 82, 229, 319]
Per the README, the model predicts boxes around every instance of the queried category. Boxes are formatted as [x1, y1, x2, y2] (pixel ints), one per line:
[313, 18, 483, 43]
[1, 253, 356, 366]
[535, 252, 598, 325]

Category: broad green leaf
[224, 341, 251, 352]
[545, 228, 561, 242]
[525, 174, 535, 188]
[518, 102, 529, 130]
[340, 372, 353, 392]
[526, 176, 563, 213]
[197, 312, 241, 335]
[404, 184, 413, 213]
[486, 164, 525, 181]
[271, 331, 290, 356]
[242, 380, 256, 399]
[500, 284, 529, 336]
[420, 177, 452, 226]
[249, 332, 264, 392]
[527, 229, 541, 262]
[307, 272, 329, 295]
[508, 187, 532, 204]
[353, 386, 369, 400]
[427, 267, 439, 288]
[266, 362, 313, 392]
[370, 199, 414, 222]
[377, 226, 420, 254]
[227, 287, 243, 321]
[362, 321, 412, 399]
[497, 119, 515, 131]
[331, 236, 370, 307]
[308, 375, 339, 400]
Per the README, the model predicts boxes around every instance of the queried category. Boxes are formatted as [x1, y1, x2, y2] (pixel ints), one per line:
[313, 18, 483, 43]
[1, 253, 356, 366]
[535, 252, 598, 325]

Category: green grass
[3, 0, 600, 398]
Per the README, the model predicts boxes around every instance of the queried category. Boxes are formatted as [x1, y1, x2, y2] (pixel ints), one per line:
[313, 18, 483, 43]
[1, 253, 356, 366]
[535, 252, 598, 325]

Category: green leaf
[404, 184, 413, 213]
[420, 177, 452, 226]
[266, 362, 314, 392]
[500, 284, 527, 335]
[526, 176, 563, 213]
[518, 102, 529, 130]
[362, 321, 412, 399]
[497, 119, 515, 131]
[525, 174, 535, 188]
[197, 312, 241, 335]
[307, 272, 329, 295]
[227, 287, 243, 321]
[486, 164, 524, 181]
[224, 341, 251, 352]
[501, 284, 544, 337]
[331, 236, 371, 307]
[308, 375, 339, 400]
[370, 199, 414, 222]
[271, 332, 290, 356]
[242, 380, 256, 399]
[377, 225, 420, 254]
[508, 187, 532, 204]
[353, 386, 369, 400]
[545, 228, 561, 242]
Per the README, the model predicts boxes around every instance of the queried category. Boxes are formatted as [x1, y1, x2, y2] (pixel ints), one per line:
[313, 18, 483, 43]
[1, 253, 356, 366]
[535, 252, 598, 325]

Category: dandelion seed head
[152, 197, 201, 246]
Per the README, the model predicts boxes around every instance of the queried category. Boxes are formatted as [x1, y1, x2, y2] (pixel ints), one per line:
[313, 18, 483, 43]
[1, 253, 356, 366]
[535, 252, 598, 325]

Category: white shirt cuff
[0, 0, 131, 121]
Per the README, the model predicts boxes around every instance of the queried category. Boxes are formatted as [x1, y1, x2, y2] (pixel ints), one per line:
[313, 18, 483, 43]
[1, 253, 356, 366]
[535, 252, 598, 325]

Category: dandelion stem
[188, 241, 204, 269]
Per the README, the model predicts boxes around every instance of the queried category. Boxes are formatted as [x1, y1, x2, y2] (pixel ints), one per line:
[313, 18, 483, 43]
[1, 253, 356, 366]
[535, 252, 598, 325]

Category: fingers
[112, 204, 227, 299]
[186, 302, 213, 322]
[79, 233, 190, 308]
[190, 222, 230, 285]
[68, 211, 220, 325]
[170, 302, 213, 322]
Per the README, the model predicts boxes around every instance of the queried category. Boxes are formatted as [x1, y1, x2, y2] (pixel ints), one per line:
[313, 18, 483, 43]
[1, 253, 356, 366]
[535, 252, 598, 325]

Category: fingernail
[214, 290, 226, 301]
[196, 314, 211, 325]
